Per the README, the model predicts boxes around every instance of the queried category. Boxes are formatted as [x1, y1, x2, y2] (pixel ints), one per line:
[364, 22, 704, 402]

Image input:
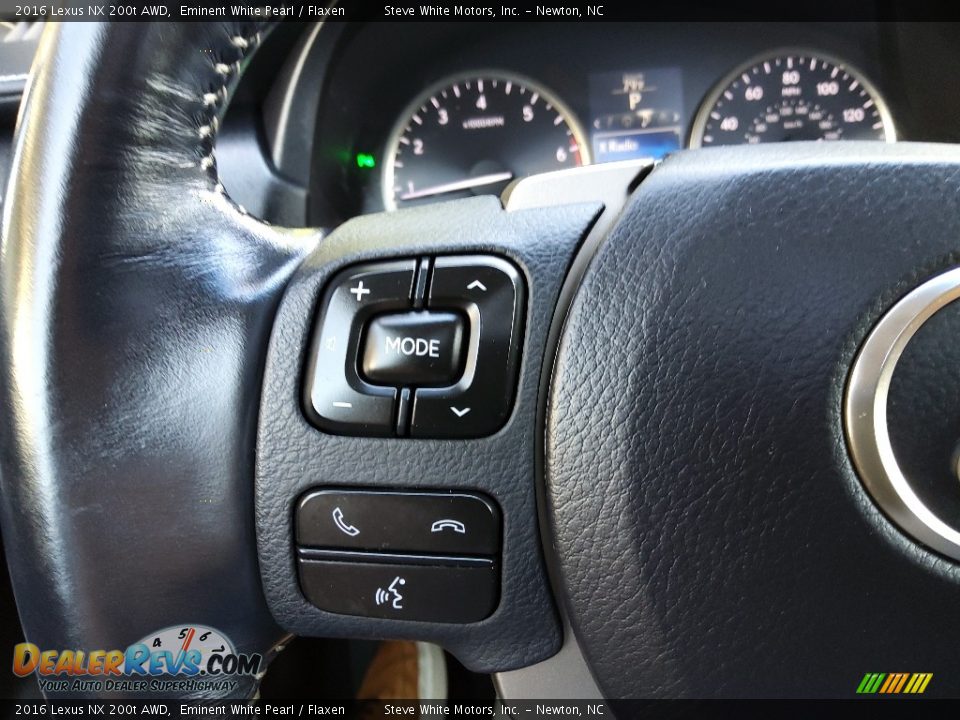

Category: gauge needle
[399, 171, 514, 201]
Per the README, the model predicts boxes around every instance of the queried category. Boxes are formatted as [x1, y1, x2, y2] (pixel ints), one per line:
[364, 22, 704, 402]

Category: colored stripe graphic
[857, 672, 932, 694]
[893, 673, 909, 693]
[878, 674, 895, 693]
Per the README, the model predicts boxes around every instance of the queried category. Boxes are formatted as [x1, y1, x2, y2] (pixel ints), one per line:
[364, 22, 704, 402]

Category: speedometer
[689, 51, 895, 147]
[383, 72, 590, 210]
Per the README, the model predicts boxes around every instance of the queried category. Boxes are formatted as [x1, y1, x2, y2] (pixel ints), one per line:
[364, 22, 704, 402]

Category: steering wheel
[5, 21, 960, 700]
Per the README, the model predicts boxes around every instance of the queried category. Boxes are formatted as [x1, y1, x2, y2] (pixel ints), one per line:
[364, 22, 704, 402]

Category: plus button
[350, 281, 371, 302]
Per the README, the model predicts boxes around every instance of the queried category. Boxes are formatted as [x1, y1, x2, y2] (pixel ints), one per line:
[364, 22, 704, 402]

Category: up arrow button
[412, 255, 525, 439]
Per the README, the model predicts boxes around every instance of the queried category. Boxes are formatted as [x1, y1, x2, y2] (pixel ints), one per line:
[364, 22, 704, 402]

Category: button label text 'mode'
[384, 336, 442, 358]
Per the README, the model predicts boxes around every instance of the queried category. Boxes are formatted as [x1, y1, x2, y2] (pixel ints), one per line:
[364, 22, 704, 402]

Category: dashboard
[219, 21, 960, 228]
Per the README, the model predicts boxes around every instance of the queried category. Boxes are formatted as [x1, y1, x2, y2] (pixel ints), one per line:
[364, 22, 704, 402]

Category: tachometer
[383, 72, 590, 210]
[690, 51, 895, 147]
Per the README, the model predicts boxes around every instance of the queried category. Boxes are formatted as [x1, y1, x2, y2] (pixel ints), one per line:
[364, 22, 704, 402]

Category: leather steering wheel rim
[0, 21, 311, 698]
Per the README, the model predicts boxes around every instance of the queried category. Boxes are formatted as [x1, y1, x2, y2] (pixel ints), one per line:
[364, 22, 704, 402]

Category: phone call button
[296, 489, 500, 556]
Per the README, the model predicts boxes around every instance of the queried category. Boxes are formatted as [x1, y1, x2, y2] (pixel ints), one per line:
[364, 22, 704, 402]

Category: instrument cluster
[303, 22, 945, 221]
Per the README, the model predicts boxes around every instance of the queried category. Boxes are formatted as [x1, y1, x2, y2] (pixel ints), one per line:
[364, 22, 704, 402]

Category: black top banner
[5, 699, 960, 718]
[0, 0, 958, 22]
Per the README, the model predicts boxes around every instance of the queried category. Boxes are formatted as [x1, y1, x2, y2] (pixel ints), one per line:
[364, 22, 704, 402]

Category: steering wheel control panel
[303, 255, 525, 439]
[259, 200, 600, 667]
[295, 489, 501, 623]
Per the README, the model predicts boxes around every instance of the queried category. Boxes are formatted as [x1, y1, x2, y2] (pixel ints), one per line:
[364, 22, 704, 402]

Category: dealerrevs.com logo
[12, 624, 262, 694]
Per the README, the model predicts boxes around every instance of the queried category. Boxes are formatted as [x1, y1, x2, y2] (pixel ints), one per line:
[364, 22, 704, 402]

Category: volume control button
[303, 260, 416, 436]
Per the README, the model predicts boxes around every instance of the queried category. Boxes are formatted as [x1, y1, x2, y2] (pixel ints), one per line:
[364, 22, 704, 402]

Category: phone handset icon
[332, 507, 360, 537]
[430, 519, 466, 534]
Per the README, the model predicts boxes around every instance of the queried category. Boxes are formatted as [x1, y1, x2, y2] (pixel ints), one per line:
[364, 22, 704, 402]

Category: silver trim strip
[494, 619, 603, 700]
[845, 267, 960, 562]
[494, 160, 654, 701]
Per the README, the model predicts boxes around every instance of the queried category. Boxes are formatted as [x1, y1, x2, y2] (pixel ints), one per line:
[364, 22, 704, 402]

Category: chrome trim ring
[689, 48, 897, 149]
[382, 70, 591, 211]
[845, 267, 960, 562]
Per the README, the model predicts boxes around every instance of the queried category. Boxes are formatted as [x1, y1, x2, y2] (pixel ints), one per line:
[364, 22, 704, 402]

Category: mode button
[361, 311, 466, 387]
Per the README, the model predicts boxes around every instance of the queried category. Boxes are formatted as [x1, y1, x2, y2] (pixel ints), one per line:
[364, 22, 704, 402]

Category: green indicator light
[356, 152, 376, 169]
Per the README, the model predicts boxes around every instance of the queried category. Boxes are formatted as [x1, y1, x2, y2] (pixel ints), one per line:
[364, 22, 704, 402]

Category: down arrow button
[411, 255, 526, 439]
